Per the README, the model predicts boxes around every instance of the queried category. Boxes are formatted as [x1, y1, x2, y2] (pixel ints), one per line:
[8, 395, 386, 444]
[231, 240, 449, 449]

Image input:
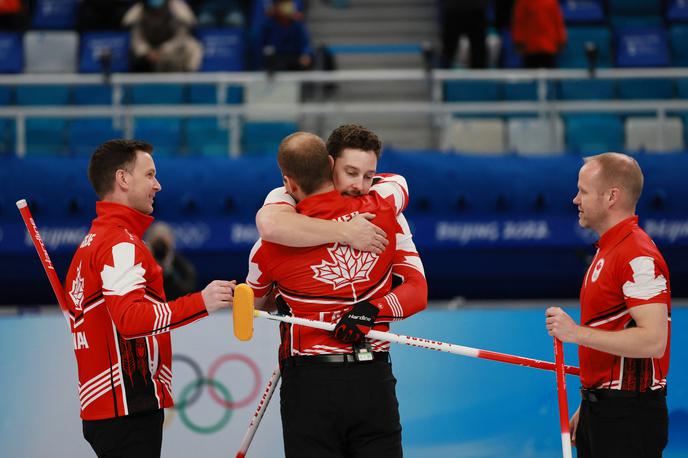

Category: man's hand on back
[344, 213, 388, 254]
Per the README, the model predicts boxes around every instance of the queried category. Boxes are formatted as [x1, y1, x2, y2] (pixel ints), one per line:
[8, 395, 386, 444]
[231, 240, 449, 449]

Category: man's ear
[283, 175, 299, 195]
[115, 169, 128, 191]
[328, 156, 335, 171]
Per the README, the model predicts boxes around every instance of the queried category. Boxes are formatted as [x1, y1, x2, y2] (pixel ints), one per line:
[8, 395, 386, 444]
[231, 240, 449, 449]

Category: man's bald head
[583, 152, 644, 210]
[277, 132, 331, 195]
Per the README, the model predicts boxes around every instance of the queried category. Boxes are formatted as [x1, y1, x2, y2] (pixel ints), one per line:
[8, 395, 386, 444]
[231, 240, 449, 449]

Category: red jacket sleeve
[369, 213, 427, 322]
[99, 240, 208, 339]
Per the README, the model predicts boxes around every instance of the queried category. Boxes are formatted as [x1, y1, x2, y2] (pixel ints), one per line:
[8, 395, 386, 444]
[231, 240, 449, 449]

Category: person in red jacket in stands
[512, 0, 567, 68]
[64, 139, 235, 457]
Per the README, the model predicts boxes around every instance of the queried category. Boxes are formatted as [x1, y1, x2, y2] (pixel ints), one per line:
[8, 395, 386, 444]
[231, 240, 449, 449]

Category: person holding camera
[146, 221, 197, 301]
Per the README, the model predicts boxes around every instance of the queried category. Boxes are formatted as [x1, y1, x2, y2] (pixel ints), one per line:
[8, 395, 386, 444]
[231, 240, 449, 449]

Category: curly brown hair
[326, 124, 382, 159]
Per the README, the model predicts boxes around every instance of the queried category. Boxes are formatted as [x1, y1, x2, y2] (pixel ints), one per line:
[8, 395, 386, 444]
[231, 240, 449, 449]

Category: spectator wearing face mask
[122, 0, 203, 72]
[145, 222, 197, 301]
[259, 0, 314, 71]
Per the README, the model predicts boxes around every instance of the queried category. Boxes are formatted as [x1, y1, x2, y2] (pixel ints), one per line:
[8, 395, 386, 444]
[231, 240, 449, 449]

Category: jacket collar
[94, 201, 154, 238]
[596, 215, 638, 251]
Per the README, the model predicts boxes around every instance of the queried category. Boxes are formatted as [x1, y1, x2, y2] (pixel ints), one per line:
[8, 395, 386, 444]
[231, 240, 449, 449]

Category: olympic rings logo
[165, 353, 262, 434]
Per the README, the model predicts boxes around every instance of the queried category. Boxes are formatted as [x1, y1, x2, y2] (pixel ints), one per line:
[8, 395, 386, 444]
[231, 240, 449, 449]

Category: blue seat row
[0, 28, 246, 74]
[501, 24, 688, 69]
[560, 0, 688, 23]
[0, 83, 243, 106]
[0, 118, 299, 157]
[445, 78, 688, 101]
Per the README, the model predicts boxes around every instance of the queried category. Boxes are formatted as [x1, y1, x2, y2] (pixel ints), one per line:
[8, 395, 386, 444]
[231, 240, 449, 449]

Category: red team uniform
[63, 201, 208, 421]
[249, 174, 427, 359]
[579, 216, 670, 391]
[576, 216, 670, 458]
[247, 174, 425, 458]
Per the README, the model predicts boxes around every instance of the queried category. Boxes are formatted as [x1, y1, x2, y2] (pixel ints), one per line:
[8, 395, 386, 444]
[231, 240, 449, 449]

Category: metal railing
[1, 68, 687, 157]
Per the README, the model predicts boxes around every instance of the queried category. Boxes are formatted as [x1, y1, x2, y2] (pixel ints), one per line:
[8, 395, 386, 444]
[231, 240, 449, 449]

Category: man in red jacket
[546, 153, 670, 457]
[63, 139, 235, 457]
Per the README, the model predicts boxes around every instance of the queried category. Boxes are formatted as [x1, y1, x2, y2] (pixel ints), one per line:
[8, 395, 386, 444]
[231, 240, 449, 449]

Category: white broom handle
[235, 365, 281, 458]
[254, 311, 580, 376]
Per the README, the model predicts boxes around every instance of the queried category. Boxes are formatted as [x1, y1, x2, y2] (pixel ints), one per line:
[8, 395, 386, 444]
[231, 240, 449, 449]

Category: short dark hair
[326, 124, 382, 159]
[277, 132, 331, 195]
[88, 139, 153, 199]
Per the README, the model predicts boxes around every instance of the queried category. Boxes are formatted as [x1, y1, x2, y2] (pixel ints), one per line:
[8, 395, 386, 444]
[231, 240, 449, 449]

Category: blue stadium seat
[615, 27, 670, 67]
[444, 81, 500, 101]
[185, 117, 229, 156]
[558, 26, 612, 68]
[16, 85, 71, 105]
[133, 118, 183, 155]
[73, 84, 112, 105]
[79, 31, 130, 73]
[667, 0, 688, 22]
[68, 118, 123, 156]
[196, 28, 245, 71]
[0, 119, 14, 155]
[558, 79, 616, 100]
[564, 114, 623, 154]
[670, 25, 688, 66]
[0, 86, 13, 105]
[31, 0, 77, 29]
[26, 118, 67, 155]
[499, 29, 522, 68]
[129, 84, 185, 105]
[0, 33, 22, 73]
[677, 79, 688, 98]
[610, 15, 664, 28]
[561, 0, 605, 23]
[188, 84, 243, 104]
[608, 0, 661, 16]
[502, 81, 555, 101]
[241, 121, 298, 155]
[617, 79, 674, 99]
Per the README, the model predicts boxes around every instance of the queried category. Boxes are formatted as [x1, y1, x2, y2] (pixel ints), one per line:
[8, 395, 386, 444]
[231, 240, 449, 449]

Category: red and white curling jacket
[63, 202, 208, 420]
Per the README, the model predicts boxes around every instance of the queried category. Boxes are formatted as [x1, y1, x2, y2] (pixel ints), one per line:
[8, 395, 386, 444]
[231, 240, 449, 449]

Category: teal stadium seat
[564, 114, 623, 154]
[0, 86, 13, 105]
[608, 0, 661, 16]
[558, 79, 616, 99]
[188, 84, 243, 104]
[129, 84, 185, 105]
[26, 118, 67, 155]
[0, 119, 14, 155]
[241, 121, 298, 155]
[69, 118, 124, 156]
[502, 81, 556, 101]
[444, 81, 500, 101]
[558, 26, 612, 68]
[133, 118, 183, 155]
[16, 85, 71, 105]
[617, 79, 674, 99]
[670, 25, 688, 66]
[73, 85, 112, 105]
[185, 117, 229, 156]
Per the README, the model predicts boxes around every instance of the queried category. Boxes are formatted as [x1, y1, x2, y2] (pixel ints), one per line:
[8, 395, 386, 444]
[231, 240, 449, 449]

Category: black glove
[334, 301, 380, 344]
